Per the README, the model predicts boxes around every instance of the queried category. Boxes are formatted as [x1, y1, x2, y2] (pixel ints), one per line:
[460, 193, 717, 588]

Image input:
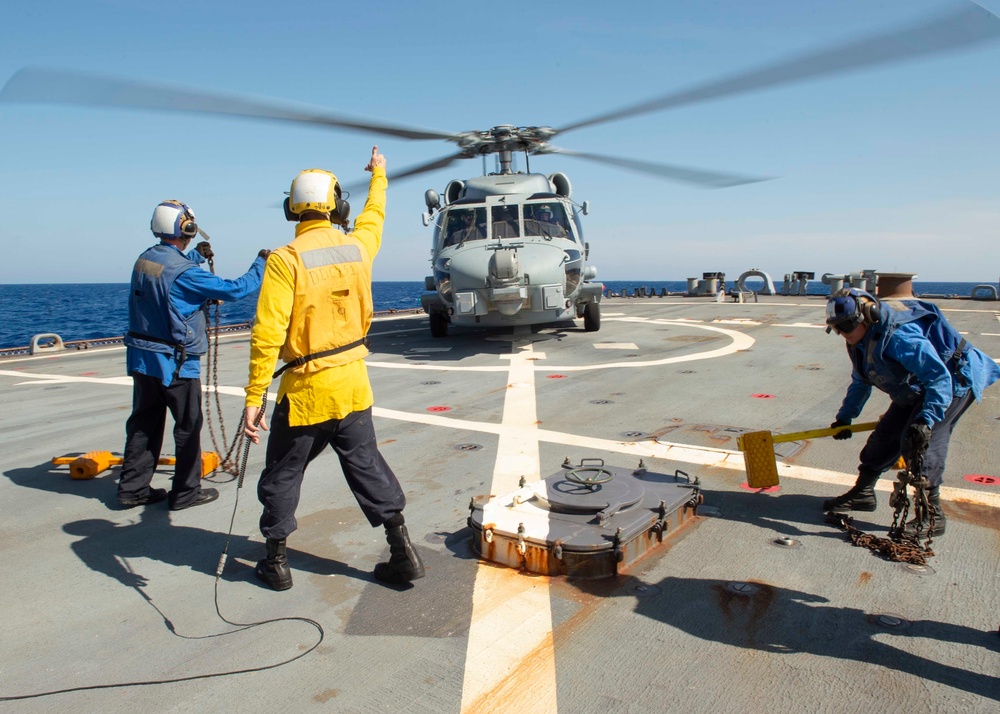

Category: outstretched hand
[365, 145, 386, 172]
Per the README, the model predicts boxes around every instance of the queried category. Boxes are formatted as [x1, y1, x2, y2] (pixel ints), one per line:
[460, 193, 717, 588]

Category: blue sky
[1, 0, 998, 283]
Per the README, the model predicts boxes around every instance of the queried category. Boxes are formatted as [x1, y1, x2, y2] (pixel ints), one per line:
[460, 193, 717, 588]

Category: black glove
[258, 249, 272, 260]
[195, 241, 214, 260]
[903, 422, 933, 456]
[831, 419, 852, 440]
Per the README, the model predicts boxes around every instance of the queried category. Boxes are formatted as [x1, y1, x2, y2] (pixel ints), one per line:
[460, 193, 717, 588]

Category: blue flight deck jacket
[835, 299, 1000, 427]
[125, 243, 265, 386]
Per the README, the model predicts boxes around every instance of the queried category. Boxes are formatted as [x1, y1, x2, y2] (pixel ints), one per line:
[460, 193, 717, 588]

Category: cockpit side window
[523, 203, 571, 239]
[491, 205, 520, 239]
[443, 207, 487, 247]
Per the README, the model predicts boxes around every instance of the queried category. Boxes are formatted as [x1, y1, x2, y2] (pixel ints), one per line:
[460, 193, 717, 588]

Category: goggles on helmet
[825, 295, 862, 335]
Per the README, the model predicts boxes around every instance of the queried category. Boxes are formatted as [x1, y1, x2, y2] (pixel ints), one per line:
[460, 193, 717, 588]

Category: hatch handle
[565, 465, 614, 488]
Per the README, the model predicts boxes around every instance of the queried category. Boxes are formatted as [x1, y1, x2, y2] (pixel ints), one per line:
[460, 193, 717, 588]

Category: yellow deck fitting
[51, 451, 222, 480]
[737, 422, 878, 488]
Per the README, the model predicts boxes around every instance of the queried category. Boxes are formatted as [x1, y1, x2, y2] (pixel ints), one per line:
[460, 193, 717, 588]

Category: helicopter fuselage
[420, 172, 602, 334]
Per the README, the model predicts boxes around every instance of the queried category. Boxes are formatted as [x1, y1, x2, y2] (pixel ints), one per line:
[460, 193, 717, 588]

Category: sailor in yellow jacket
[243, 146, 423, 591]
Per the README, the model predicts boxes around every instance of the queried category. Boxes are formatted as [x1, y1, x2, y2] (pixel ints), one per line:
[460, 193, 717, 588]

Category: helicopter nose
[489, 249, 525, 314]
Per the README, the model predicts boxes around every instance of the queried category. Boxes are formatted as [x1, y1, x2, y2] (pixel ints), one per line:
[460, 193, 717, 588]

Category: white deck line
[460, 330, 556, 713]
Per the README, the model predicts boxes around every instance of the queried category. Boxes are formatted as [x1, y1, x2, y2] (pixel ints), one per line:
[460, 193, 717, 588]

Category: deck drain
[872, 613, 910, 629]
[621, 431, 648, 439]
[726, 582, 759, 595]
[627, 582, 661, 598]
[421, 380, 441, 385]
[680, 370, 695, 374]
[770, 536, 801, 549]
[898, 562, 935, 576]
[454, 443, 483, 452]
[590, 399, 613, 405]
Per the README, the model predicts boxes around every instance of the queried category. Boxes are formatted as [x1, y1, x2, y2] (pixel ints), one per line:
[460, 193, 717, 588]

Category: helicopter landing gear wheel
[583, 302, 600, 332]
[429, 311, 449, 338]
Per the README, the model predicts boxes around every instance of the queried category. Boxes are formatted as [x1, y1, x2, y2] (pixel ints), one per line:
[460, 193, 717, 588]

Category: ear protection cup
[180, 218, 199, 238]
[860, 300, 881, 324]
[330, 197, 351, 225]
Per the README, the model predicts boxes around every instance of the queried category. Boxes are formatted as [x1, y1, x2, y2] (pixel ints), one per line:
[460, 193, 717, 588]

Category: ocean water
[0, 280, 995, 348]
[0, 282, 425, 348]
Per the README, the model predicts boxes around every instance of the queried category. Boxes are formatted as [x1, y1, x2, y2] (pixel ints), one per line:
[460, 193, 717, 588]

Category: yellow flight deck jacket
[245, 167, 386, 427]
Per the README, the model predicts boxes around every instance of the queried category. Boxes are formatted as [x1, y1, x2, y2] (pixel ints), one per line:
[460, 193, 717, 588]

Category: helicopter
[417, 135, 605, 337]
[1, 4, 997, 338]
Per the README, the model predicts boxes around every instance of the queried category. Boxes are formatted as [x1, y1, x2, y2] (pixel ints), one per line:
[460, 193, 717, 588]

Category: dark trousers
[119, 373, 204, 508]
[258, 401, 406, 540]
[858, 391, 975, 487]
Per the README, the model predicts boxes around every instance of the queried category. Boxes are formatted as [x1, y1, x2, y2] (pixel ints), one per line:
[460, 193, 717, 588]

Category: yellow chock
[201, 451, 221, 476]
[51, 451, 222, 480]
[736, 422, 878, 488]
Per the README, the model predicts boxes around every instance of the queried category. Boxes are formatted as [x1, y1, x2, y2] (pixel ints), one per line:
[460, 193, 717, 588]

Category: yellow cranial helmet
[288, 169, 341, 215]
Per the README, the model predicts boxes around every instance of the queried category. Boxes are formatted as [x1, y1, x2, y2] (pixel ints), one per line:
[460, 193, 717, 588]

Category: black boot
[255, 538, 293, 591]
[823, 470, 879, 512]
[904, 486, 946, 537]
[374, 525, 425, 584]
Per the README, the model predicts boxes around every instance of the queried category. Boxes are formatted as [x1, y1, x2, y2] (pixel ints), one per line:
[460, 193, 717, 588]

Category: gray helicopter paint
[422, 172, 602, 332]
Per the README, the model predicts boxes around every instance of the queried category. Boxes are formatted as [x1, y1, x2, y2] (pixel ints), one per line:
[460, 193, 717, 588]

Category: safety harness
[271, 337, 370, 379]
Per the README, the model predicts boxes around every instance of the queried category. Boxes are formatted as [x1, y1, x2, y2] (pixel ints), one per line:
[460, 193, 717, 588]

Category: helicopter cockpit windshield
[491, 205, 520, 239]
[442, 207, 487, 248]
[523, 202, 571, 239]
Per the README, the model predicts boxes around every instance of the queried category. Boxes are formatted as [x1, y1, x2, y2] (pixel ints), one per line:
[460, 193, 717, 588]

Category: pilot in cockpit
[525, 204, 567, 238]
[446, 209, 485, 246]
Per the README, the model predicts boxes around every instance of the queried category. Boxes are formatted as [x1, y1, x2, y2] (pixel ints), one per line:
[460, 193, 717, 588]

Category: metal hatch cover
[468, 459, 703, 578]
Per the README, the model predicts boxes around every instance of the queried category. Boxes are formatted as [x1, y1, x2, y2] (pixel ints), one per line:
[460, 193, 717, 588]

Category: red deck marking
[80, 372, 98, 376]
[547, 374, 567, 379]
[739, 483, 781, 493]
[751, 393, 776, 399]
[963, 474, 1000, 486]
[427, 405, 451, 412]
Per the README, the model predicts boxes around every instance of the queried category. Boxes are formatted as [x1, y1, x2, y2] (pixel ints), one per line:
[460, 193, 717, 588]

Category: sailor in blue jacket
[823, 288, 1000, 536]
[118, 200, 267, 510]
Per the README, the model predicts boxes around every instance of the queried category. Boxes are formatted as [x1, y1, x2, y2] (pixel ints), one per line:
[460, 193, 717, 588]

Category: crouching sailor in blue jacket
[823, 288, 1000, 536]
[118, 200, 267, 510]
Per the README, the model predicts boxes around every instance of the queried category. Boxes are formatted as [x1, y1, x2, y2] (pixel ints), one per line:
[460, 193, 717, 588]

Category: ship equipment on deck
[468, 459, 703, 578]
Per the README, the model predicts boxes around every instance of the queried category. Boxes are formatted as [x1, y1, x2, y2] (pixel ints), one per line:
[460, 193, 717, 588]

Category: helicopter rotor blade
[547, 147, 771, 188]
[557, 4, 1000, 135]
[342, 152, 467, 194]
[0, 67, 463, 143]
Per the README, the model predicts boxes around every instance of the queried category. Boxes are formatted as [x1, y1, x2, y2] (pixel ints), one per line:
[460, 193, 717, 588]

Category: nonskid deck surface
[1, 295, 998, 712]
